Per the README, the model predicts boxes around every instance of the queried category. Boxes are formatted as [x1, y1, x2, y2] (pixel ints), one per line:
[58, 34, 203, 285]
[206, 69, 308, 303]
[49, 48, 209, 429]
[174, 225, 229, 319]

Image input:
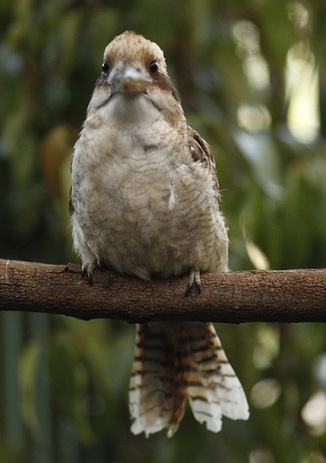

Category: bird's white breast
[71, 94, 227, 279]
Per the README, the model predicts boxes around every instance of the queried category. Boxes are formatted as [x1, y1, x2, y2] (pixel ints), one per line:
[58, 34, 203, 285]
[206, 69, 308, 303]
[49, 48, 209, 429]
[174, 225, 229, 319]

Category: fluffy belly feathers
[71, 134, 227, 279]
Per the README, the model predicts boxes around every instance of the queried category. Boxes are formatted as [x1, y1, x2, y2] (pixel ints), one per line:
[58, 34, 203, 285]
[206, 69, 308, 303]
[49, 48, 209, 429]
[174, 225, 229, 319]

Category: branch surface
[0, 258, 325, 323]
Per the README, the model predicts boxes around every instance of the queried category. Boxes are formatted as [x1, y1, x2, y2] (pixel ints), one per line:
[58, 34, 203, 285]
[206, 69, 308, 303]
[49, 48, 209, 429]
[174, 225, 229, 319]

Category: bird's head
[87, 31, 185, 127]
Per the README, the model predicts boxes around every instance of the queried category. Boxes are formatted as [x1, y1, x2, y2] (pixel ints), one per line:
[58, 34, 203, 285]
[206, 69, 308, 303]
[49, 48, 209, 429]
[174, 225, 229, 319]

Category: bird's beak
[109, 64, 151, 94]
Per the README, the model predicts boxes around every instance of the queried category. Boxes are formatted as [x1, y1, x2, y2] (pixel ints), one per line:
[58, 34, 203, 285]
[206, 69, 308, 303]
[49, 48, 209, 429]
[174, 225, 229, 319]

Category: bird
[69, 31, 249, 437]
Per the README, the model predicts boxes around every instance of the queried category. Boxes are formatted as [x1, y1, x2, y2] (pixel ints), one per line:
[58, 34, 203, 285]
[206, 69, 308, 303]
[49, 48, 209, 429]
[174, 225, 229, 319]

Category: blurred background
[1, 1, 326, 462]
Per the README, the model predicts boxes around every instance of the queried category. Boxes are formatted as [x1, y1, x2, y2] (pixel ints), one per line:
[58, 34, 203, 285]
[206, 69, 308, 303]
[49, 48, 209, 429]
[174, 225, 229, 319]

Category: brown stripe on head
[103, 31, 167, 74]
[149, 72, 180, 103]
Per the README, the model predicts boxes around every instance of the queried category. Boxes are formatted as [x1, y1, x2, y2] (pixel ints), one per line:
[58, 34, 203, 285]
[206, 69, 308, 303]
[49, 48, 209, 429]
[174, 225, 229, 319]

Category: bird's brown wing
[187, 126, 221, 203]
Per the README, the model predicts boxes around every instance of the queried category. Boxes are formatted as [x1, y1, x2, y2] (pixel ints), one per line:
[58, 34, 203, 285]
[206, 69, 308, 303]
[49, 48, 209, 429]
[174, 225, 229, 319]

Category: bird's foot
[184, 269, 201, 297]
[82, 261, 98, 286]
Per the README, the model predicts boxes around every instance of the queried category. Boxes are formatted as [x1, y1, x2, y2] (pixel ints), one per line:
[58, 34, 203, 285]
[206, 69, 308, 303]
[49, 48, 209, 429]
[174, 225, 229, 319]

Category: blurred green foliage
[1, 1, 326, 462]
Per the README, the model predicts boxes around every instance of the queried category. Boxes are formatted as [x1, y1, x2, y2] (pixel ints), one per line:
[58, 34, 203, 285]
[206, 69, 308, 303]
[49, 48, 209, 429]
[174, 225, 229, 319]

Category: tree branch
[0, 258, 325, 323]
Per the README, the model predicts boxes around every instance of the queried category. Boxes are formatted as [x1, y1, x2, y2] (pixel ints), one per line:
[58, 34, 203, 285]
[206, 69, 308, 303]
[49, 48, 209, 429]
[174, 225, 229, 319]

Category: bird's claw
[82, 261, 97, 286]
[184, 269, 201, 297]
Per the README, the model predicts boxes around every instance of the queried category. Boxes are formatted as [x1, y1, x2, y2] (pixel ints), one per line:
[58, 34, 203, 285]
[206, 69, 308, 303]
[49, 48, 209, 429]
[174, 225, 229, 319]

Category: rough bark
[0, 258, 325, 323]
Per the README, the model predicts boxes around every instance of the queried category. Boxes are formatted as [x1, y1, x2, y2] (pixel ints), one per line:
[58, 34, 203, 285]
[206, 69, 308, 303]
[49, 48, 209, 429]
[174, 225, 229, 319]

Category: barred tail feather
[187, 323, 249, 431]
[129, 322, 249, 437]
[129, 323, 180, 437]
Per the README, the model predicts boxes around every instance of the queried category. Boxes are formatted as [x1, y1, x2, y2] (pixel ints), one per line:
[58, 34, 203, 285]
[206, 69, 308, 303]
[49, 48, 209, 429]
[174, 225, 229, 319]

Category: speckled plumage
[70, 31, 249, 437]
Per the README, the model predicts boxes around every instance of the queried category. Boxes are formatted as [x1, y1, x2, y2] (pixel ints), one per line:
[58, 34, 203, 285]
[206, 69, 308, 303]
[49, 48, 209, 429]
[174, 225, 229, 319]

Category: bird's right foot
[184, 268, 201, 297]
[81, 261, 97, 286]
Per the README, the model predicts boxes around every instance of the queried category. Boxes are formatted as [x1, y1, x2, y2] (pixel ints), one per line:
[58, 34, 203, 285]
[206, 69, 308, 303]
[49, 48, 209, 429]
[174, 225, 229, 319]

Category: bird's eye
[102, 61, 111, 75]
[149, 61, 158, 74]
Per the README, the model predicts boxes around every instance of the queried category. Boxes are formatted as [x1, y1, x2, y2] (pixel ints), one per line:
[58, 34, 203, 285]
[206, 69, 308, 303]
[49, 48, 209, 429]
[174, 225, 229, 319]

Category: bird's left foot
[184, 269, 201, 297]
